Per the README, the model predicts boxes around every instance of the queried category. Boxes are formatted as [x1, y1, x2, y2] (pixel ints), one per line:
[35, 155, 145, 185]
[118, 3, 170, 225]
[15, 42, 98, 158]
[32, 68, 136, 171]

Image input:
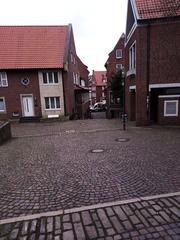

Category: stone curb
[0, 191, 179, 225]
[13, 128, 123, 139]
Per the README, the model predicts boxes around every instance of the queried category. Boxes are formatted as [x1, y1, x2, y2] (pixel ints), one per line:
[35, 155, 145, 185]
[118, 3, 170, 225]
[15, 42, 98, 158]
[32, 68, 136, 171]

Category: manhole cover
[65, 130, 75, 133]
[91, 149, 104, 153]
[115, 138, 129, 142]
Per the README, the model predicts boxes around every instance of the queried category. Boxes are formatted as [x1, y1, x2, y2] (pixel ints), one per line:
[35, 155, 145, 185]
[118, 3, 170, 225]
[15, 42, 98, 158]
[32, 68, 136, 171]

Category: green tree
[109, 70, 124, 106]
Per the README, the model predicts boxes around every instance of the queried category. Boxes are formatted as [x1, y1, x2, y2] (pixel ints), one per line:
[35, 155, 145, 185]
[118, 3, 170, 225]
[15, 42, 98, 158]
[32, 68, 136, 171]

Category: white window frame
[0, 97, 6, 112]
[0, 72, 8, 87]
[81, 79, 85, 87]
[76, 73, 79, 85]
[116, 49, 122, 59]
[71, 53, 74, 63]
[73, 72, 76, 84]
[129, 41, 136, 71]
[164, 100, 178, 117]
[43, 72, 59, 85]
[44, 97, 61, 110]
[116, 64, 123, 72]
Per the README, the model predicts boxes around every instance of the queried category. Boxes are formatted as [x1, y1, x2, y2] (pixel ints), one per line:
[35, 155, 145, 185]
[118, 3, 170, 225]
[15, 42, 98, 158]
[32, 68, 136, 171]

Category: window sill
[164, 114, 178, 117]
[45, 108, 61, 111]
[127, 69, 136, 77]
[43, 83, 60, 85]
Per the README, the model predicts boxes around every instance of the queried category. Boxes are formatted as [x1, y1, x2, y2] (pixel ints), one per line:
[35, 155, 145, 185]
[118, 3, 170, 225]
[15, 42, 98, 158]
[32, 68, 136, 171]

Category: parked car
[90, 102, 107, 112]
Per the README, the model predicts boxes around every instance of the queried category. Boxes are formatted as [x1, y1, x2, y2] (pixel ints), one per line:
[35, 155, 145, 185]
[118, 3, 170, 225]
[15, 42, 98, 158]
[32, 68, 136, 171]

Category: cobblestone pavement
[0, 193, 179, 239]
[0, 119, 180, 221]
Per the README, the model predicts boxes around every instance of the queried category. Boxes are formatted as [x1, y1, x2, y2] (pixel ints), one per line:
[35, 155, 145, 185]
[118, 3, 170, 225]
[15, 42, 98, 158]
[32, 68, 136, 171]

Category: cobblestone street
[0, 119, 180, 239]
[0, 193, 179, 239]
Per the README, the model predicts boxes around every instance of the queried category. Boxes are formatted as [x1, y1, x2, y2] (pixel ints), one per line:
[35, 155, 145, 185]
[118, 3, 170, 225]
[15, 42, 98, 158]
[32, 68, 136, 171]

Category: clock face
[21, 78, 30, 86]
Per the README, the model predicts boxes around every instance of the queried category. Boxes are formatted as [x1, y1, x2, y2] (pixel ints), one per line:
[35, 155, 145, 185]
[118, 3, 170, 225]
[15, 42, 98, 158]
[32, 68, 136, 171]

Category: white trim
[43, 72, 59, 85]
[131, 0, 139, 20]
[159, 95, 180, 99]
[20, 94, 34, 117]
[125, 22, 137, 45]
[129, 40, 136, 72]
[0, 97, 6, 112]
[0, 72, 8, 87]
[149, 83, 180, 91]
[164, 100, 179, 117]
[129, 85, 136, 90]
[44, 96, 61, 110]
[116, 49, 122, 59]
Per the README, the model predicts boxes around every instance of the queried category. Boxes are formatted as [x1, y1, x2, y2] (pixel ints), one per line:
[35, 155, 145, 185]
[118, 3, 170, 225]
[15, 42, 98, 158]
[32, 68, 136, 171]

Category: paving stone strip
[0, 192, 179, 240]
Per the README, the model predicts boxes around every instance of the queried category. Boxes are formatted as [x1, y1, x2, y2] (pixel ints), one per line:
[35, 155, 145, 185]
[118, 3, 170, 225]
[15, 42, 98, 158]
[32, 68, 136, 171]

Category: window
[76, 73, 79, 85]
[0, 72, 8, 87]
[81, 79, 85, 87]
[73, 72, 76, 84]
[45, 97, 60, 110]
[43, 72, 58, 84]
[71, 53, 74, 63]
[129, 42, 136, 71]
[0, 97, 6, 112]
[116, 64, 123, 72]
[164, 100, 178, 116]
[116, 49, 122, 59]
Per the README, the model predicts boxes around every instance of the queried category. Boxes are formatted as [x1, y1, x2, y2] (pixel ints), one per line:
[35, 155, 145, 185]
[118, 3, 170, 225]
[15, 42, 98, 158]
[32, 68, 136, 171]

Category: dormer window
[0, 72, 8, 87]
[116, 49, 122, 59]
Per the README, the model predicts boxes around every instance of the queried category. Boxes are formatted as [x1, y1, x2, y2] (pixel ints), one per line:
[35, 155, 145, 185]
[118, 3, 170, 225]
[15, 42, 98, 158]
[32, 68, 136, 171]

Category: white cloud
[0, 0, 128, 72]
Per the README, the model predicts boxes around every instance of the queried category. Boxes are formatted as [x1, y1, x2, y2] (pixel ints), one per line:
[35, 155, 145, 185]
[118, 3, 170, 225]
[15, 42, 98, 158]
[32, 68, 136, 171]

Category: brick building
[74, 57, 90, 119]
[125, 0, 180, 125]
[105, 33, 125, 118]
[0, 25, 89, 121]
[89, 70, 107, 105]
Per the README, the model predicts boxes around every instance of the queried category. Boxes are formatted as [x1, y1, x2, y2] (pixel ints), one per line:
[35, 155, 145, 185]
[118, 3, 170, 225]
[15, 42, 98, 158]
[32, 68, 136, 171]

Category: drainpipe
[146, 23, 151, 124]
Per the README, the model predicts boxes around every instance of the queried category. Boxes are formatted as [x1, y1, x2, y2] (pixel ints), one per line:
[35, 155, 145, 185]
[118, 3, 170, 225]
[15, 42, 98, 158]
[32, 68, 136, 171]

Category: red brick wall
[0, 70, 41, 119]
[125, 19, 180, 126]
[125, 30, 138, 122]
[150, 21, 180, 85]
[96, 86, 103, 102]
[63, 31, 78, 115]
[106, 37, 125, 79]
[158, 97, 180, 125]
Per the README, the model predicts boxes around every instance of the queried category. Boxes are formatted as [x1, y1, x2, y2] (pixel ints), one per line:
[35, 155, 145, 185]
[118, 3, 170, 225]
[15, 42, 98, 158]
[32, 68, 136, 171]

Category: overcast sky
[0, 0, 128, 72]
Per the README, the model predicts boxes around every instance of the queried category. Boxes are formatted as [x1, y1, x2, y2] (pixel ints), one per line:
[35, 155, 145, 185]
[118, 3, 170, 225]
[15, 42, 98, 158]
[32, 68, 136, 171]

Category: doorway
[21, 95, 34, 117]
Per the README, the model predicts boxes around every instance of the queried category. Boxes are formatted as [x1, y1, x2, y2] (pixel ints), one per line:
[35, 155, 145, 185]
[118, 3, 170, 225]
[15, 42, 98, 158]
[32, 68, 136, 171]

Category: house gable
[125, 0, 139, 44]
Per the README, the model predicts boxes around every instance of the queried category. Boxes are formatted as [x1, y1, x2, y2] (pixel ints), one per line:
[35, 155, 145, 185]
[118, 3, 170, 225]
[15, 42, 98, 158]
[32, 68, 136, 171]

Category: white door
[22, 96, 34, 117]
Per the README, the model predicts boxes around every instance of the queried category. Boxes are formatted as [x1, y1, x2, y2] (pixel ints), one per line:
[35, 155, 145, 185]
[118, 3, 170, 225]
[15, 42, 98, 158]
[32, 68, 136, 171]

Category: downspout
[62, 69, 67, 115]
[146, 22, 151, 124]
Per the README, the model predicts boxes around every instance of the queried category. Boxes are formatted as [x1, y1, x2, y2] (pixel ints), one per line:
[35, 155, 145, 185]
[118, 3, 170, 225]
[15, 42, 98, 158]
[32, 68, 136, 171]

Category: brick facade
[105, 34, 125, 118]
[125, 0, 180, 125]
[0, 70, 41, 120]
[0, 25, 89, 120]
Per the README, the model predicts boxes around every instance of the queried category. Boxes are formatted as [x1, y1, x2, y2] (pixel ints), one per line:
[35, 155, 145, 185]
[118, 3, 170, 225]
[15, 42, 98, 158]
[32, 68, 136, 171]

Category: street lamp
[121, 67, 126, 130]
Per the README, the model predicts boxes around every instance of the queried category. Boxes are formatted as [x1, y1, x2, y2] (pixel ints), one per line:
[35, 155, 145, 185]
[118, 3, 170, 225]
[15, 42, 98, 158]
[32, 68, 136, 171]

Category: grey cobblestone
[0, 120, 180, 220]
[0, 121, 180, 239]
[0, 194, 177, 239]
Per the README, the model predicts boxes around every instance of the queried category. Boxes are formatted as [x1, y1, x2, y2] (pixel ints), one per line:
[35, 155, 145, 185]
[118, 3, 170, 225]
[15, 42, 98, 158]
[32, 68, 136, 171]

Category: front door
[22, 96, 34, 117]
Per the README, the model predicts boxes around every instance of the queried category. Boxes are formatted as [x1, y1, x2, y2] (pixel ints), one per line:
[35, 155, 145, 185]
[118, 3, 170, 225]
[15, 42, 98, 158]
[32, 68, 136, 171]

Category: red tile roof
[136, 0, 180, 20]
[93, 71, 107, 86]
[0, 26, 69, 69]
